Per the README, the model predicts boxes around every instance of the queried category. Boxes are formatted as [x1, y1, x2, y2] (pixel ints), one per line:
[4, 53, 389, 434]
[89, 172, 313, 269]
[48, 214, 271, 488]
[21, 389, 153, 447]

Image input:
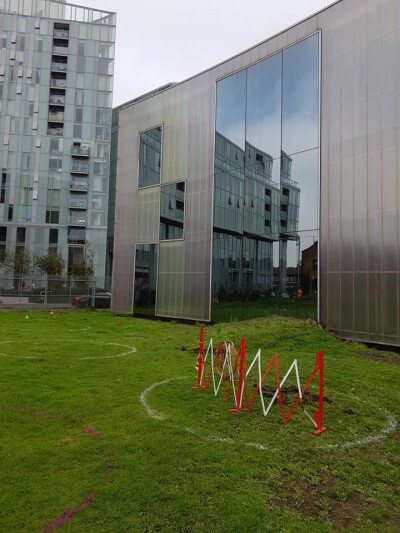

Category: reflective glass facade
[212, 34, 319, 313]
[112, 0, 400, 346]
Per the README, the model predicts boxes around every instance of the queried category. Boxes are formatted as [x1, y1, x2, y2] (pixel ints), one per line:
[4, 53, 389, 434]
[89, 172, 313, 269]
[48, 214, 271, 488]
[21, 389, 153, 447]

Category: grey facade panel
[319, 0, 400, 345]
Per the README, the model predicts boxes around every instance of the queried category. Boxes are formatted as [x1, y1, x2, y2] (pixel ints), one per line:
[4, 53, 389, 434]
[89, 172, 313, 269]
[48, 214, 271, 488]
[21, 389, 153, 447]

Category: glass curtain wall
[212, 33, 319, 322]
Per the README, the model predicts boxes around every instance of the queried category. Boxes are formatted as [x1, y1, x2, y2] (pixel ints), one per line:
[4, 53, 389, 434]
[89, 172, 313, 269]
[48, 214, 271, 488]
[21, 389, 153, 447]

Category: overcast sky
[73, 0, 336, 107]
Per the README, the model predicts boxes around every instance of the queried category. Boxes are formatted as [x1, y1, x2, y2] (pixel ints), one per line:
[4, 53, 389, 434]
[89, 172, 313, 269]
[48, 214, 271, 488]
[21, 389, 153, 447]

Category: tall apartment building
[0, 0, 115, 288]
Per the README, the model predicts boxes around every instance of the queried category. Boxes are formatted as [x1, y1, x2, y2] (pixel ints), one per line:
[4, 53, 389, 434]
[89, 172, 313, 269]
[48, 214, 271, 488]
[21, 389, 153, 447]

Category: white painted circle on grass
[140, 378, 397, 452]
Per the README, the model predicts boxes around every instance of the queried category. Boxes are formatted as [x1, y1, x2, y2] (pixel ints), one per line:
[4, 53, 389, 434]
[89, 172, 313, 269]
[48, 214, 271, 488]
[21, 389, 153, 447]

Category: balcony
[48, 126, 64, 136]
[52, 45, 68, 55]
[69, 215, 87, 226]
[69, 198, 88, 209]
[53, 29, 69, 39]
[51, 62, 67, 72]
[49, 94, 65, 105]
[71, 162, 89, 174]
[70, 181, 88, 192]
[48, 111, 64, 122]
[50, 78, 66, 89]
[71, 145, 90, 157]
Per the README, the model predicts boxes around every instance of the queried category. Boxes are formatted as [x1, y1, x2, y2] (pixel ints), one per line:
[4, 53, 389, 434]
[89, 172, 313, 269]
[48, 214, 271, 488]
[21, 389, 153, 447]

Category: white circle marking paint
[140, 378, 397, 451]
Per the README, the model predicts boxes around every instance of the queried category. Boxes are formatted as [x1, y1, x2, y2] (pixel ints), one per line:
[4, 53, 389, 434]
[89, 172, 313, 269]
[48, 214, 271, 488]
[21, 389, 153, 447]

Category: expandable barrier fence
[193, 327, 326, 435]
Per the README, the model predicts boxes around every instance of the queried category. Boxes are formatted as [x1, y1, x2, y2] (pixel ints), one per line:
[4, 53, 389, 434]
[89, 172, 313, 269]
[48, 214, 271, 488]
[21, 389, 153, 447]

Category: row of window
[0, 226, 91, 247]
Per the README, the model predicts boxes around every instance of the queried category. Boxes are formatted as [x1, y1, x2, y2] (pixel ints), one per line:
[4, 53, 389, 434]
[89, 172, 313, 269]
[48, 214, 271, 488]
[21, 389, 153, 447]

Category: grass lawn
[211, 295, 318, 322]
[0, 310, 399, 532]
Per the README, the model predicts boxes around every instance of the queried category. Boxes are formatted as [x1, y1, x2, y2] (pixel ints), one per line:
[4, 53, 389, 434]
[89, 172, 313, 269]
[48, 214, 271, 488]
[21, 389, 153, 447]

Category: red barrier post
[192, 327, 205, 389]
[313, 351, 327, 435]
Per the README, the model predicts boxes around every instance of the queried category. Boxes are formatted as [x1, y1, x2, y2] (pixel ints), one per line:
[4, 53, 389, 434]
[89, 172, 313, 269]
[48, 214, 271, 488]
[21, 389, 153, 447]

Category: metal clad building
[111, 0, 400, 346]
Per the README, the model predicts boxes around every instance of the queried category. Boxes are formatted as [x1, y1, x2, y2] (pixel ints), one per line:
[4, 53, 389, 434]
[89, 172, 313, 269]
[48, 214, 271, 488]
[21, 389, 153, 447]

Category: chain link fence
[0, 276, 111, 311]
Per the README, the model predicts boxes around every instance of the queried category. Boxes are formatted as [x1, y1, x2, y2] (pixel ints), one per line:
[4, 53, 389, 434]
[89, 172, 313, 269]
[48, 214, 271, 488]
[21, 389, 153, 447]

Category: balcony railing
[69, 198, 88, 209]
[48, 127, 64, 136]
[48, 112, 64, 122]
[53, 29, 69, 39]
[52, 45, 68, 55]
[69, 216, 87, 226]
[50, 78, 66, 88]
[49, 94, 65, 105]
[71, 163, 89, 174]
[70, 181, 88, 192]
[51, 62, 67, 72]
[71, 145, 90, 157]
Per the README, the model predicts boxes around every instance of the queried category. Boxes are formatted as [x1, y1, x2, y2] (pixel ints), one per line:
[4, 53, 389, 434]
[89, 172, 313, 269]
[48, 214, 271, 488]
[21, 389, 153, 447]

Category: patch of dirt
[273, 475, 366, 530]
[329, 490, 365, 530]
[353, 352, 400, 365]
[387, 514, 400, 532]
[257, 384, 333, 404]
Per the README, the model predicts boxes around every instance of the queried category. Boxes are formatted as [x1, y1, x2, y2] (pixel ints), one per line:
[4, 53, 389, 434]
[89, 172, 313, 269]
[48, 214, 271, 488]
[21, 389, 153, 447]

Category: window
[35, 37, 43, 52]
[49, 157, 62, 172]
[49, 228, 58, 244]
[46, 189, 60, 224]
[98, 58, 112, 75]
[96, 108, 110, 125]
[50, 138, 63, 154]
[17, 34, 25, 51]
[95, 125, 110, 141]
[77, 48, 85, 73]
[75, 108, 83, 122]
[16, 227, 25, 243]
[68, 228, 85, 244]
[78, 42, 85, 55]
[94, 161, 107, 175]
[19, 186, 32, 204]
[0, 170, 6, 203]
[21, 153, 32, 170]
[0, 226, 6, 241]
[75, 91, 84, 106]
[138, 126, 162, 188]
[160, 182, 185, 240]
[73, 124, 82, 139]
[46, 210, 59, 224]
[134, 243, 158, 314]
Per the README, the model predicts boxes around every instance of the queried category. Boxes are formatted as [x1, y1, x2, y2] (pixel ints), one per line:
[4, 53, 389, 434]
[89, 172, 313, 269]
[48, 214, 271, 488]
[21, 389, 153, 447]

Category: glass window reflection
[134, 243, 158, 314]
[138, 126, 162, 188]
[215, 69, 246, 150]
[160, 181, 185, 240]
[282, 34, 319, 155]
[212, 33, 320, 320]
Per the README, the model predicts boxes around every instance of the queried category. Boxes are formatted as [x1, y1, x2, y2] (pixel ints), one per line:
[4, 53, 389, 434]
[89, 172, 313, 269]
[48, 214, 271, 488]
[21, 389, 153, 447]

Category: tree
[34, 252, 65, 277]
[70, 246, 94, 279]
[0, 249, 8, 267]
[2, 249, 32, 277]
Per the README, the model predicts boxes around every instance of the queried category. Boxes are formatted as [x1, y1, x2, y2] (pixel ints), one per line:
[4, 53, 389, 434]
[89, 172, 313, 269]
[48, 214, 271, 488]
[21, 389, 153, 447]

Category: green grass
[211, 295, 318, 322]
[0, 310, 399, 532]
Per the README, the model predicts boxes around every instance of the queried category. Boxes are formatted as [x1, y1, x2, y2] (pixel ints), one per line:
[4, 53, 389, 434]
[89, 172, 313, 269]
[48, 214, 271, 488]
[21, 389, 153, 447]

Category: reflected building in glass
[111, 0, 400, 347]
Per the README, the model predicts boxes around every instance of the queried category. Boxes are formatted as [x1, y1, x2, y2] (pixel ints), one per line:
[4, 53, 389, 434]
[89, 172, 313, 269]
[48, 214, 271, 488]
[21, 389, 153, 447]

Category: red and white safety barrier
[192, 328, 326, 435]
